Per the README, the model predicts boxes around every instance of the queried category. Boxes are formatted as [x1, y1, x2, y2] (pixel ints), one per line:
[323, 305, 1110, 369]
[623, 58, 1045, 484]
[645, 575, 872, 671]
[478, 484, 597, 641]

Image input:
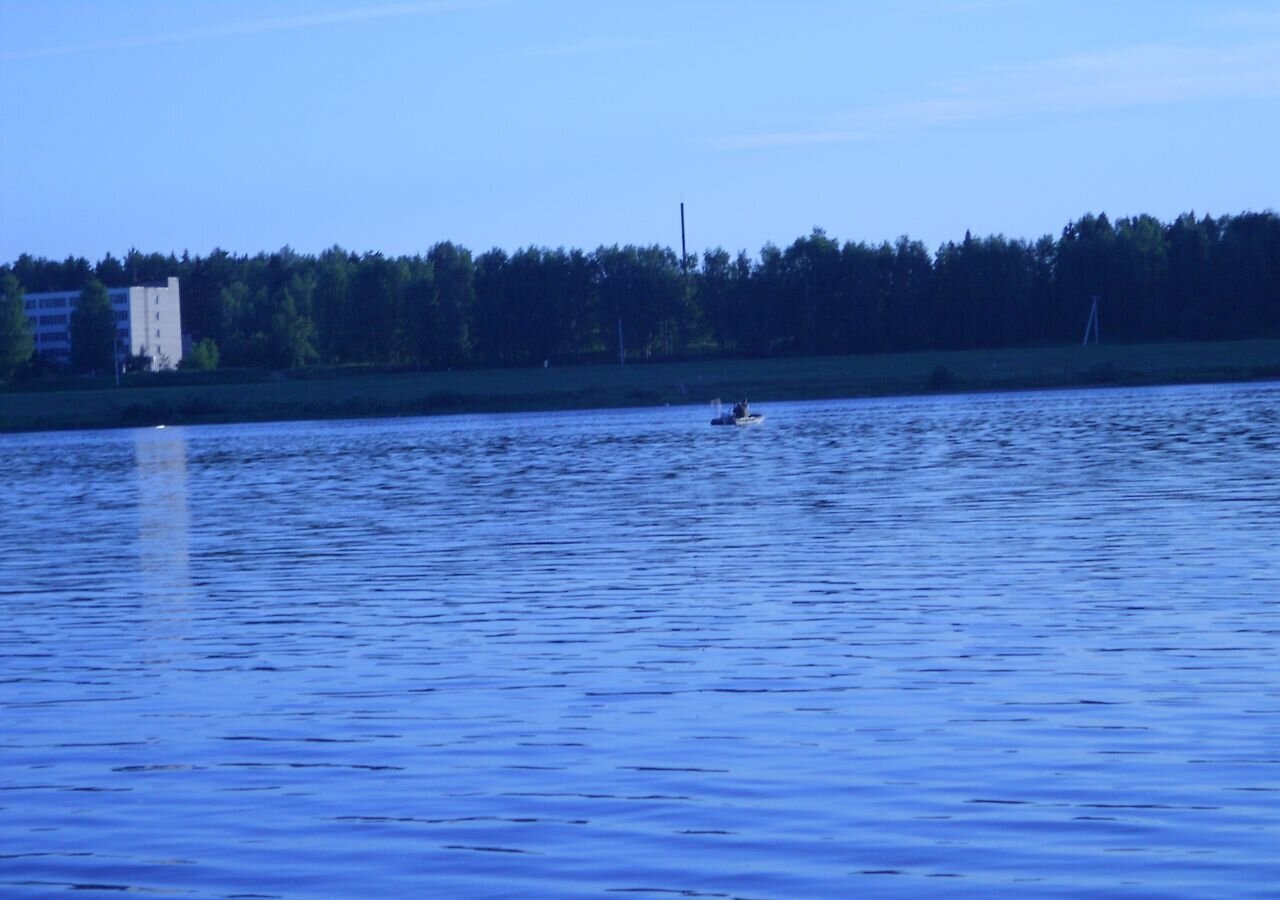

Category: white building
[25, 277, 183, 371]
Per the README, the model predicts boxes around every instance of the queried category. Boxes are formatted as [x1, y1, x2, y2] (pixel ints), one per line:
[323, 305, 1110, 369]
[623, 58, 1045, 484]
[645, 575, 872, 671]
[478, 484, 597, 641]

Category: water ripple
[3, 383, 1279, 897]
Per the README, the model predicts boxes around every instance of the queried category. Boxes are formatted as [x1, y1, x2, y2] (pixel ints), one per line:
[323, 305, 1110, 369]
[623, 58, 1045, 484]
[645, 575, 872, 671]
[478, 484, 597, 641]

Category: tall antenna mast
[680, 202, 688, 273]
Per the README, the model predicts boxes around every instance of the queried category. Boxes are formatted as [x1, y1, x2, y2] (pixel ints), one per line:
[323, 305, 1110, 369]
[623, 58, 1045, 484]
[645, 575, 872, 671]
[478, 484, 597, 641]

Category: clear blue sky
[2, 0, 1277, 264]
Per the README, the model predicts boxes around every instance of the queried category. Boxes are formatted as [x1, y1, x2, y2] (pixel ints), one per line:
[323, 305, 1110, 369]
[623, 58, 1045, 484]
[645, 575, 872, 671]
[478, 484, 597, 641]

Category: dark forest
[4, 211, 1277, 373]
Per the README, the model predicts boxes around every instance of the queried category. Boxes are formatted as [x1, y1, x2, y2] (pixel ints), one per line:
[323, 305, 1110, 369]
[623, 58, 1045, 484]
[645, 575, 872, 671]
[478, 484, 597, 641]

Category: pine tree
[0, 272, 34, 379]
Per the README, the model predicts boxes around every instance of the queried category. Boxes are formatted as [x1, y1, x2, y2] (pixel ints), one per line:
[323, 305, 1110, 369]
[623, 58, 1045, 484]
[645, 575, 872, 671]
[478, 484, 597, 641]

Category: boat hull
[710, 413, 764, 426]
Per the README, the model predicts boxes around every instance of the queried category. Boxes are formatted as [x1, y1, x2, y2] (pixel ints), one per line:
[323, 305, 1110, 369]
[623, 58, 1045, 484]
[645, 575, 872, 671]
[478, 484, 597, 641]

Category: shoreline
[2, 339, 1278, 435]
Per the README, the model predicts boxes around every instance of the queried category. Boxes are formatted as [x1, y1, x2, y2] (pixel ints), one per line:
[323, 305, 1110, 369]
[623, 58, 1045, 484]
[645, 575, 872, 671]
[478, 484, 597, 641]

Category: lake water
[3, 381, 1279, 898]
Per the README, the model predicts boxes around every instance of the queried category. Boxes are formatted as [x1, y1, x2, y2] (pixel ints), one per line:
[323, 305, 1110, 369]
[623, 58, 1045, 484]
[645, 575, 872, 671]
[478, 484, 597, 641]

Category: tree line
[2, 210, 1277, 378]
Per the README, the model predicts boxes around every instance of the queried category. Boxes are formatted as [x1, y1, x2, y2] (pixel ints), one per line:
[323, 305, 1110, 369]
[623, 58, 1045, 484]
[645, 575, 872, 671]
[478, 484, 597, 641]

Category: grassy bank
[2, 339, 1278, 433]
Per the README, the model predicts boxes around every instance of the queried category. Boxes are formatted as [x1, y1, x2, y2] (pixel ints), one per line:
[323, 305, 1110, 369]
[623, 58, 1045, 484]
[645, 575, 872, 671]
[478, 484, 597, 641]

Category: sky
[2, 0, 1278, 264]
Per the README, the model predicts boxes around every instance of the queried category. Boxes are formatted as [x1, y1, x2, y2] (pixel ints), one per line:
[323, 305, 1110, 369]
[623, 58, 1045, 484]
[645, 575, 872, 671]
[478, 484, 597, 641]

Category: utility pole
[1082, 295, 1100, 346]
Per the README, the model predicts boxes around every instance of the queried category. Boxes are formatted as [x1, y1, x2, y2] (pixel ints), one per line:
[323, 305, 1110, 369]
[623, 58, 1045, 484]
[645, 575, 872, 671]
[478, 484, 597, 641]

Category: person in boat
[732, 399, 749, 420]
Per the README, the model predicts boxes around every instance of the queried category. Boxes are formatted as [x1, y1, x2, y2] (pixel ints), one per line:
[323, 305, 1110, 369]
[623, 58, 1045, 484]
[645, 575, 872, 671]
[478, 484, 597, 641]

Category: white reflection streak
[134, 428, 191, 609]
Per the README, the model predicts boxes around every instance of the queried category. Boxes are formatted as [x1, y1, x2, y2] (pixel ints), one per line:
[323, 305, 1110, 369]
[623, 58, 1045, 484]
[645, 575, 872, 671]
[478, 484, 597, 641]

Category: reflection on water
[134, 428, 191, 605]
[2, 381, 1279, 898]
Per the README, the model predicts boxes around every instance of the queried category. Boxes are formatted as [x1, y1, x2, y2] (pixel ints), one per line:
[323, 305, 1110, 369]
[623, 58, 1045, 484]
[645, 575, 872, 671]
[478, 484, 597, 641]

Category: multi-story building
[24, 277, 183, 371]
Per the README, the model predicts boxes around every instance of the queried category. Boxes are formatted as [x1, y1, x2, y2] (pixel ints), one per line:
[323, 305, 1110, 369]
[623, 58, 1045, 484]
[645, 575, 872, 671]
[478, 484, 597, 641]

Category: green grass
[3, 339, 1278, 433]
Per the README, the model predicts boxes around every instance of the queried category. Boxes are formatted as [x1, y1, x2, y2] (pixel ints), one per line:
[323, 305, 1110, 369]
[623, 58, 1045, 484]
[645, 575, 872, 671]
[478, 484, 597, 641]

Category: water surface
[3, 382, 1280, 897]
